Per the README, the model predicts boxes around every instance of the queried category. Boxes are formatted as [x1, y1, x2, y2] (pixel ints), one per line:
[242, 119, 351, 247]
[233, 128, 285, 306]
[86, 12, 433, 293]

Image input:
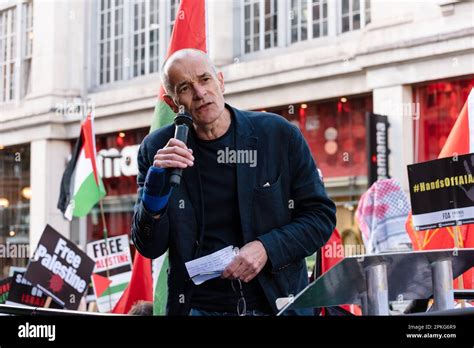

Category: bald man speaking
[131, 49, 336, 316]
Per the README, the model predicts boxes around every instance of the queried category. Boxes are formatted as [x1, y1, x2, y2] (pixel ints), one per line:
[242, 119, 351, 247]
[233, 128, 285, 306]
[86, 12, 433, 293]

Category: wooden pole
[98, 198, 113, 312]
[44, 296, 52, 309]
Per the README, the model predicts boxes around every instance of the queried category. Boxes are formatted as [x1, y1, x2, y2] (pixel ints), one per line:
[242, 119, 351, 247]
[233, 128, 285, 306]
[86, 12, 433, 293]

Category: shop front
[0, 144, 31, 278]
[413, 75, 474, 163]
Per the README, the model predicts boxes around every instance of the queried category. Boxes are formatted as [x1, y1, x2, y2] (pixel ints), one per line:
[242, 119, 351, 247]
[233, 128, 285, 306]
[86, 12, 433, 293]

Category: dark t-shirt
[190, 111, 271, 313]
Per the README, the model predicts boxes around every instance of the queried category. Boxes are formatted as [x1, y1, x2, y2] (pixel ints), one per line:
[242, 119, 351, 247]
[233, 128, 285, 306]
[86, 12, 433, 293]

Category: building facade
[0, 0, 473, 277]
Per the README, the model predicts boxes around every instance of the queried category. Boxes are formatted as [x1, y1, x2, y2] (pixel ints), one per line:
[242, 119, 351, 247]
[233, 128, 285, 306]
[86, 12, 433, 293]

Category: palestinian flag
[58, 113, 106, 220]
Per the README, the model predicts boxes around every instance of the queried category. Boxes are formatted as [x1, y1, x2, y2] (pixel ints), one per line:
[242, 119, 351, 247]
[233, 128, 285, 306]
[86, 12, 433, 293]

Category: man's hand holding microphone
[153, 138, 194, 170]
[141, 113, 194, 218]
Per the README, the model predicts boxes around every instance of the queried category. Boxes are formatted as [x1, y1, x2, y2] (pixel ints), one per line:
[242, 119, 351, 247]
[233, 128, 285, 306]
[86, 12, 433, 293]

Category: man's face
[165, 56, 226, 126]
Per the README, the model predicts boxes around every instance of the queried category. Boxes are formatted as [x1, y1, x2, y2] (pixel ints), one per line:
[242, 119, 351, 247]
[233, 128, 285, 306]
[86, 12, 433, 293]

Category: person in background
[128, 301, 153, 316]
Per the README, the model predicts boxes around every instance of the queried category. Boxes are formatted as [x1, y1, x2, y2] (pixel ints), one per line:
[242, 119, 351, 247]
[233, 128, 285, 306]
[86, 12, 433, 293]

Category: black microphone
[169, 111, 193, 187]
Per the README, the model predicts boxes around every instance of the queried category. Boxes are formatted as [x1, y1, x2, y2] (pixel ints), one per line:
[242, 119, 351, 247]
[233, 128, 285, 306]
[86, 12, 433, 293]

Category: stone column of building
[28, 0, 89, 252]
[29, 140, 72, 253]
[207, 0, 235, 67]
[30, 1, 87, 98]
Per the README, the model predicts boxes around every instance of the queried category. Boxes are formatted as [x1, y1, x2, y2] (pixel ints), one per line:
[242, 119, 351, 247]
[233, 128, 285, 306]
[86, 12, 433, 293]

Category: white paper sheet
[185, 246, 238, 285]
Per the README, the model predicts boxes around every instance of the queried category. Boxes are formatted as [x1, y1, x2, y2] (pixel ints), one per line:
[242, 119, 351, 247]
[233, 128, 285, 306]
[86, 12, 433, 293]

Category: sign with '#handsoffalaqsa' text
[407, 153, 474, 231]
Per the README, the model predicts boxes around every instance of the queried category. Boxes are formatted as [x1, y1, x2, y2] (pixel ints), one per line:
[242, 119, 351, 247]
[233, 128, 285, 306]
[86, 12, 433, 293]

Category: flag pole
[98, 197, 113, 312]
[44, 297, 52, 308]
[453, 225, 465, 308]
[87, 110, 113, 312]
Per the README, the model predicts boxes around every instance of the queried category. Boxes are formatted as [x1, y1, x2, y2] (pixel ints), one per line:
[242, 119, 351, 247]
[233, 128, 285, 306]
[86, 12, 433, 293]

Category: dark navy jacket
[132, 104, 336, 315]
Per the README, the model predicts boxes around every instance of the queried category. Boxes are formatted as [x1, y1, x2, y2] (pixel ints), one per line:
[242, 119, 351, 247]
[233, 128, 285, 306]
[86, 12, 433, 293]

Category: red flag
[152, 0, 207, 129]
[112, 252, 153, 314]
[320, 229, 362, 315]
[164, 0, 206, 58]
[406, 88, 474, 289]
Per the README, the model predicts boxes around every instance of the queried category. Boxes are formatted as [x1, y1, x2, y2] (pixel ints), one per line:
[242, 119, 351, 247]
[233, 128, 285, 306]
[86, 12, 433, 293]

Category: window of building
[132, 0, 146, 78]
[312, 0, 328, 39]
[98, 0, 124, 84]
[340, 0, 370, 33]
[23, 1, 33, 59]
[240, 0, 369, 56]
[290, 0, 328, 44]
[169, 0, 180, 39]
[148, 0, 161, 74]
[243, 0, 278, 54]
[241, 0, 371, 54]
[413, 77, 474, 163]
[0, 6, 16, 102]
[364, 0, 371, 25]
[290, 0, 308, 43]
[0, 0, 33, 103]
[97, 0, 177, 86]
[264, 0, 278, 49]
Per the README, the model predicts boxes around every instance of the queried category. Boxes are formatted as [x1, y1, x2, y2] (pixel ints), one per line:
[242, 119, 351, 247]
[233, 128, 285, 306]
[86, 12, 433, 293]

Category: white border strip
[412, 206, 474, 230]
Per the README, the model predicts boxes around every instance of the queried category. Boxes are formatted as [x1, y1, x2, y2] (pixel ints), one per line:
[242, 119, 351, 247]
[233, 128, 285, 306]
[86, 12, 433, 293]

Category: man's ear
[217, 72, 225, 93]
[163, 94, 179, 113]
